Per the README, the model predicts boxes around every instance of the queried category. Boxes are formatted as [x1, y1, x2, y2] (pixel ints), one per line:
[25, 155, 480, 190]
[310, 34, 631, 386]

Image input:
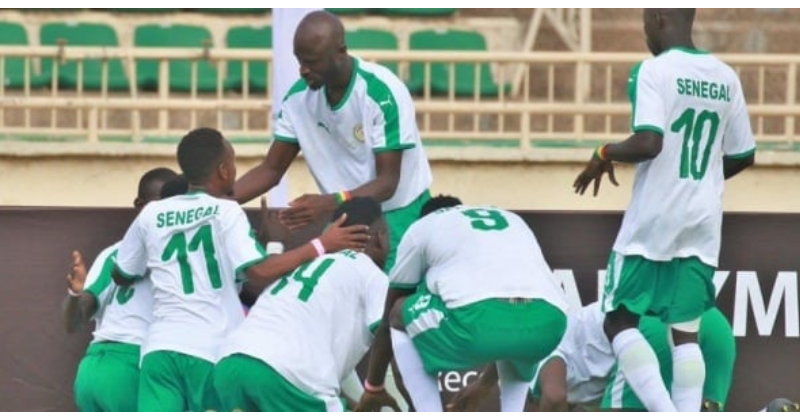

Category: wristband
[334, 190, 352, 205]
[364, 380, 385, 393]
[310, 238, 325, 257]
[594, 144, 609, 161]
[265, 242, 284, 255]
[68, 287, 81, 297]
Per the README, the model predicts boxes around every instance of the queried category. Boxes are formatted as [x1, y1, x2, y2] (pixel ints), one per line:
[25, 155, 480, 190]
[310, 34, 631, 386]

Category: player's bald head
[643, 8, 696, 56]
[294, 10, 345, 54]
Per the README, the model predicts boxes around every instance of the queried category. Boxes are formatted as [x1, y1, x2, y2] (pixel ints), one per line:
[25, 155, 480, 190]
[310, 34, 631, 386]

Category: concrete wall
[2, 142, 798, 212]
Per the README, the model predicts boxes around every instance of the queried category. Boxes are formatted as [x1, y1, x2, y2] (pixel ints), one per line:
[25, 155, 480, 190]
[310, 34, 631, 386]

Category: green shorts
[602, 251, 715, 324]
[138, 350, 218, 412]
[214, 354, 341, 412]
[74, 341, 140, 412]
[384, 190, 430, 273]
[601, 307, 736, 410]
[402, 291, 566, 380]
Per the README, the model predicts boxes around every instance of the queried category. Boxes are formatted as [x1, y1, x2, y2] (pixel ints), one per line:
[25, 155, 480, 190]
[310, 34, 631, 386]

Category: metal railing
[0, 45, 798, 147]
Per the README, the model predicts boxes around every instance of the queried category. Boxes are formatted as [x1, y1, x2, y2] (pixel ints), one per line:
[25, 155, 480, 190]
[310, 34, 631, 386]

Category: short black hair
[177, 127, 226, 184]
[420, 194, 463, 218]
[332, 197, 383, 228]
[138, 167, 179, 200]
[160, 175, 189, 198]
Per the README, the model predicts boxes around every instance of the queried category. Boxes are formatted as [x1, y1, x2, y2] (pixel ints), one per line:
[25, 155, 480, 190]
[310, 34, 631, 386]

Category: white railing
[0, 45, 798, 147]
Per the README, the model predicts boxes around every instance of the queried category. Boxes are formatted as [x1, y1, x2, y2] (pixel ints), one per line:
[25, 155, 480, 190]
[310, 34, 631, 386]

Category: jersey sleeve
[364, 268, 389, 333]
[273, 104, 299, 144]
[221, 205, 268, 278]
[629, 61, 666, 135]
[115, 214, 148, 281]
[388, 226, 425, 289]
[722, 78, 757, 159]
[83, 246, 119, 313]
[365, 83, 416, 154]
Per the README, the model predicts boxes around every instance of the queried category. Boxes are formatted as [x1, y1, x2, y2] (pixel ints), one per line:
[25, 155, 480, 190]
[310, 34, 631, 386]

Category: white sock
[671, 343, 705, 412]
[612, 328, 676, 412]
[390, 328, 442, 411]
[496, 360, 529, 412]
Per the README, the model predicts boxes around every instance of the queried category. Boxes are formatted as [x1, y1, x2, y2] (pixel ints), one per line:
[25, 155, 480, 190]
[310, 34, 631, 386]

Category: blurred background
[0, 8, 798, 211]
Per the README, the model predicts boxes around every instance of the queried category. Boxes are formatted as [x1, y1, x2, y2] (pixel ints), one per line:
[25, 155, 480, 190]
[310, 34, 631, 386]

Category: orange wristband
[595, 144, 609, 161]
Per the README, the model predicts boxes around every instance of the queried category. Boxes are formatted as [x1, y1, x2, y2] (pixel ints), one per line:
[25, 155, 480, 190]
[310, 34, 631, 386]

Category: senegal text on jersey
[156, 205, 220, 228]
[676, 78, 731, 102]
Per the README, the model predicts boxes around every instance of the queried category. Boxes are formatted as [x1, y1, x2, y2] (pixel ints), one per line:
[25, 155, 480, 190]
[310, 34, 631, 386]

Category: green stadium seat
[376, 8, 457, 17]
[225, 25, 272, 93]
[345, 29, 399, 76]
[0, 22, 41, 88]
[326, 8, 369, 15]
[408, 29, 510, 97]
[134, 24, 219, 92]
[39, 22, 129, 91]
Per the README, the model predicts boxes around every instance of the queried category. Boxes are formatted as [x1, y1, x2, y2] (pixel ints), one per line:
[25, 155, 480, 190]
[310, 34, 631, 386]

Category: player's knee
[388, 296, 407, 330]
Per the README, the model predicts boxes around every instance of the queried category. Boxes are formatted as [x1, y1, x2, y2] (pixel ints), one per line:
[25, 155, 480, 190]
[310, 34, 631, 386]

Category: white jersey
[614, 47, 756, 266]
[115, 191, 267, 362]
[390, 205, 568, 311]
[83, 242, 153, 346]
[273, 57, 432, 211]
[219, 251, 387, 407]
[548, 302, 614, 404]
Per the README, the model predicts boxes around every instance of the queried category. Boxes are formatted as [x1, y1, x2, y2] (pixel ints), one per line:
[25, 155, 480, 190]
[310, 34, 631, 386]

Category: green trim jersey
[83, 242, 153, 346]
[273, 57, 432, 211]
[615, 48, 757, 267]
[390, 205, 568, 311]
[218, 251, 388, 406]
[115, 191, 267, 363]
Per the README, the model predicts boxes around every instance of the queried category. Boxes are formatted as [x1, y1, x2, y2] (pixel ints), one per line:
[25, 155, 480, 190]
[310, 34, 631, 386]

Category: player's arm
[62, 250, 99, 333]
[241, 213, 370, 293]
[233, 140, 300, 205]
[112, 215, 148, 287]
[575, 61, 664, 196]
[722, 78, 757, 180]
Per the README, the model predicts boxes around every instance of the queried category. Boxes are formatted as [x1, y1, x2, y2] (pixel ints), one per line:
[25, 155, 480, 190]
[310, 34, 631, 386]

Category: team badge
[353, 123, 365, 142]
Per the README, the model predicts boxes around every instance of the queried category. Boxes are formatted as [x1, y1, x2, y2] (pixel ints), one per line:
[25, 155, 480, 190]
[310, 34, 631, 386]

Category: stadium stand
[134, 23, 218, 92]
[225, 25, 272, 93]
[0, 21, 40, 88]
[344, 28, 400, 76]
[39, 22, 129, 90]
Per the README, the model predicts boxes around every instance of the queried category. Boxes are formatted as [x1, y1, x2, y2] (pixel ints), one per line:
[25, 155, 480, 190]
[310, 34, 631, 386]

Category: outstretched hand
[66, 250, 88, 294]
[279, 193, 338, 230]
[355, 390, 401, 412]
[318, 213, 370, 253]
[573, 156, 618, 197]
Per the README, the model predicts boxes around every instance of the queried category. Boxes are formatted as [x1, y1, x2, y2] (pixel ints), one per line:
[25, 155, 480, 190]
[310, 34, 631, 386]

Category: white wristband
[310, 238, 325, 257]
[265, 241, 284, 255]
[67, 287, 81, 297]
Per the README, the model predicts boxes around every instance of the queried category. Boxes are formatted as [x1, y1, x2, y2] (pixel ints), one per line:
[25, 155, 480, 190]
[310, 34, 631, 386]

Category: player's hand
[355, 390, 401, 412]
[256, 196, 286, 247]
[280, 194, 338, 230]
[573, 155, 618, 197]
[318, 213, 370, 253]
[446, 375, 493, 412]
[66, 250, 88, 294]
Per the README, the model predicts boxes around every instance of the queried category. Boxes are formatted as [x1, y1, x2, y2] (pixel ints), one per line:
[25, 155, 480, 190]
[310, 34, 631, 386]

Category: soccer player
[573, 8, 756, 411]
[214, 197, 392, 411]
[233, 10, 433, 274]
[111, 127, 370, 411]
[62, 167, 180, 412]
[447, 303, 735, 412]
[357, 195, 568, 412]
